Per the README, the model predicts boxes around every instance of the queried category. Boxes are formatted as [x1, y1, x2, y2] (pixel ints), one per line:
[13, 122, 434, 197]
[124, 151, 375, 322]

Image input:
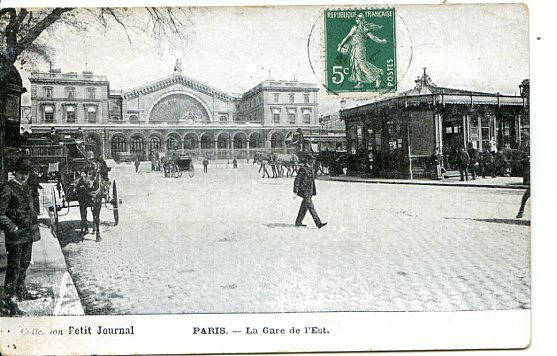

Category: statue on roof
[174, 59, 182, 73]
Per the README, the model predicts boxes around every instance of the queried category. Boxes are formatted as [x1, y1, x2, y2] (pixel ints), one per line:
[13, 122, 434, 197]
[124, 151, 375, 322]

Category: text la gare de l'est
[192, 326, 329, 335]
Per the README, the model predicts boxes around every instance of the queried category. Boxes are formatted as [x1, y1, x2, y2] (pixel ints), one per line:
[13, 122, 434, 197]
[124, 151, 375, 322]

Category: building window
[273, 113, 280, 124]
[87, 106, 97, 122]
[87, 88, 96, 99]
[273, 93, 279, 103]
[167, 136, 179, 150]
[111, 136, 126, 153]
[288, 113, 296, 124]
[304, 94, 310, 103]
[220, 115, 228, 123]
[149, 136, 161, 152]
[303, 113, 311, 124]
[288, 93, 295, 104]
[43, 87, 53, 98]
[111, 116, 121, 121]
[44, 106, 54, 123]
[66, 87, 75, 99]
[129, 115, 138, 122]
[66, 106, 76, 123]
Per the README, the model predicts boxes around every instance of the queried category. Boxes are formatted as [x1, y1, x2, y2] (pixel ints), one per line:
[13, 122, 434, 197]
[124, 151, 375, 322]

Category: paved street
[58, 162, 530, 315]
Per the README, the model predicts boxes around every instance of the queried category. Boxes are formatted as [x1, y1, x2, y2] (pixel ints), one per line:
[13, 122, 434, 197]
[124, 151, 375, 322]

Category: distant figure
[270, 155, 278, 178]
[203, 158, 209, 173]
[479, 148, 493, 178]
[134, 156, 140, 173]
[76, 127, 85, 140]
[458, 147, 470, 181]
[27, 166, 43, 214]
[293, 160, 327, 229]
[232, 158, 238, 169]
[50, 127, 60, 143]
[467, 142, 478, 180]
[516, 153, 530, 219]
[429, 147, 442, 180]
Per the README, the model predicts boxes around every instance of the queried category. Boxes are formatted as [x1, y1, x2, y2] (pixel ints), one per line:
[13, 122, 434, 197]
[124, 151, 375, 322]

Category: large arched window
[111, 136, 126, 153]
[167, 136, 179, 150]
[149, 136, 162, 152]
[130, 136, 145, 155]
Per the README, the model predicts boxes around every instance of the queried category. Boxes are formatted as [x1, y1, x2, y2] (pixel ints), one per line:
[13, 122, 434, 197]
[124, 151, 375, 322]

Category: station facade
[340, 70, 529, 178]
[28, 65, 320, 161]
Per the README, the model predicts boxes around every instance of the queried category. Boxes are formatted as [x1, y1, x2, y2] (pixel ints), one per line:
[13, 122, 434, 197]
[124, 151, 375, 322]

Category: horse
[74, 165, 104, 242]
[275, 153, 299, 177]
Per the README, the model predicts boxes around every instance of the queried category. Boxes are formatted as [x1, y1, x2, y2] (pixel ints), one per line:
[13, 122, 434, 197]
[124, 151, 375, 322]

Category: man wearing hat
[0, 157, 41, 316]
[293, 159, 327, 229]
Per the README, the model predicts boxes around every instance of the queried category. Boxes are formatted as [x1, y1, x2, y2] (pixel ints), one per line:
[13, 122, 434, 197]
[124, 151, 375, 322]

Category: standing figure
[49, 127, 60, 143]
[293, 160, 327, 229]
[134, 156, 140, 173]
[203, 158, 209, 173]
[458, 147, 470, 181]
[0, 158, 41, 316]
[232, 158, 238, 169]
[429, 147, 443, 180]
[480, 148, 492, 178]
[337, 13, 387, 89]
[270, 154, 278, 178]
[467, 143, 478, 180]
[27, 166, 43, 213]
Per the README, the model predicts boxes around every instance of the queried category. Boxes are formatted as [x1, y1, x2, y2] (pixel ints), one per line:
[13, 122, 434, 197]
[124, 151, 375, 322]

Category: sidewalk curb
[6, 225, 85, 316]
[319, 176, 528, 190]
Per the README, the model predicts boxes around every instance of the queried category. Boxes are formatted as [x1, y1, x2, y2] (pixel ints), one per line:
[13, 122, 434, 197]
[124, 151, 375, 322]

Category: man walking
[293, 160, 327, 228]
[467, 142, 478, 180]
[0, 158, 41, 316]
[203, 157, 209, 173]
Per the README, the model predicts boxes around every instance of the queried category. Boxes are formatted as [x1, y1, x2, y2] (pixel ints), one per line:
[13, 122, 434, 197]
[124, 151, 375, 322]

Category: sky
[15, 4, 529, 114]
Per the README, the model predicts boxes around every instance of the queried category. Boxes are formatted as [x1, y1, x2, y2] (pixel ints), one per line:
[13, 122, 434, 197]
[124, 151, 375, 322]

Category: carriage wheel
[49, 186, 60, 237]
[111, 180, 119, 226]
[188, 165, 195, 178]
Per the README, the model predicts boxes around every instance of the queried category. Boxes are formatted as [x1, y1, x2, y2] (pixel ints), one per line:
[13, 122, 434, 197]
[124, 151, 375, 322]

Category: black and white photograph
[0, 0, 550, 354]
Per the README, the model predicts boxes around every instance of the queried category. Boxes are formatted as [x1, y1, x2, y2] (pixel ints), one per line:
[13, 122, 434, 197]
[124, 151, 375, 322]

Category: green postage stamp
[325, 8, 396, 94]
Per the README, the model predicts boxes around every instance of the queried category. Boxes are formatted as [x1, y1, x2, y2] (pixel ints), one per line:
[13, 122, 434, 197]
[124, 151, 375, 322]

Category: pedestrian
[270, 154, 278, 178]
[49, 126, 60, 143]
[516, 154, 530, 219]
[232, 158, 238, 169]
[134, 156, 140, 173]
[0, 157, 42, 316]
[75, 127, 85, 140]
[27, 166, 43, 214]
[261, 158, 270, 178]
[479, 148, 492, 178]
[74, 170, 92, 237]
[429, 147, 443, 180]
[203, 157, 209, 173]
[467, 142, 478, 180]
[293, 159, 327, 229]
[458, 146, 470, 181]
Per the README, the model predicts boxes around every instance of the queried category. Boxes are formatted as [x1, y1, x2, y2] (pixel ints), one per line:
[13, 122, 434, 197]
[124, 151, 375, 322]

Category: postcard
[0, 1, 534, 355]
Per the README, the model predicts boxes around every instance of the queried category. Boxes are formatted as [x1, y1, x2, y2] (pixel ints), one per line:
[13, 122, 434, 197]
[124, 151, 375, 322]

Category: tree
[0, 7, 192, 181]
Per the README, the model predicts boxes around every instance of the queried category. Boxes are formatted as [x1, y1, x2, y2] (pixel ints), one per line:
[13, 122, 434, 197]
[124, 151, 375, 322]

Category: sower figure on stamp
[0, 158, 42, 316]
[293, 159, 327, 229]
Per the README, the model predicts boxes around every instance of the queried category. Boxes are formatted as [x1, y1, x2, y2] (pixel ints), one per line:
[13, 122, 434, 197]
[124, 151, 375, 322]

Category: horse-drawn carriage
[162, 153, 195, 178]
[47, 139, 120, 238]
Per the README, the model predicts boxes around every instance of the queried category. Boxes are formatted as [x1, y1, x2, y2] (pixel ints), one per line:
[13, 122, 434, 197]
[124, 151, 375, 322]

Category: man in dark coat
[0, 158, 41, 316]
[467, 142, 478, 180]
[458, 147, 470, 181]
[293, 161, 327, 228]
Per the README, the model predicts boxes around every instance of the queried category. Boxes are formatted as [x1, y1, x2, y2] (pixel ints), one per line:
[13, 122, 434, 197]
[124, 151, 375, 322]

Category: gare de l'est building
[340, 70, 529, 178]
[27, 64, 319, 161]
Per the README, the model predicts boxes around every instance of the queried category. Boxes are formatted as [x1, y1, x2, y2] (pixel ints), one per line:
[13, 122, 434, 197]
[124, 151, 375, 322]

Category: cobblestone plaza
[58, 163, 530, 315]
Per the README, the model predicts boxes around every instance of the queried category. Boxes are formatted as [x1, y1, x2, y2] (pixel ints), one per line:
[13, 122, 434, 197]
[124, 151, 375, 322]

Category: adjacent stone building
[28, 64, 320, 161]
